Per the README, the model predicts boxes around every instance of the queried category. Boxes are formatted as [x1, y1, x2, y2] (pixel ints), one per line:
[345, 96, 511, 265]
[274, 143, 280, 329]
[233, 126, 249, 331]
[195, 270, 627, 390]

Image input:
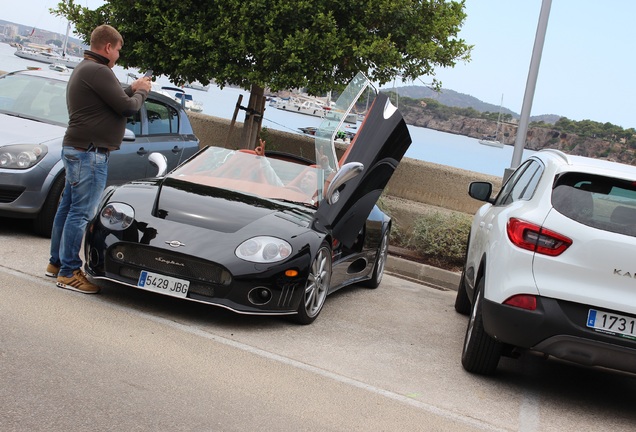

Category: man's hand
[131, 76, 152, 93]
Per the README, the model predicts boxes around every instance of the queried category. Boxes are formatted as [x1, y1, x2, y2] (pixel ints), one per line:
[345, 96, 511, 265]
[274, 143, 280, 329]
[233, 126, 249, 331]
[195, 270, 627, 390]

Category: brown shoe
[45, 263, 60, 278]
[56, 270, 100, 294]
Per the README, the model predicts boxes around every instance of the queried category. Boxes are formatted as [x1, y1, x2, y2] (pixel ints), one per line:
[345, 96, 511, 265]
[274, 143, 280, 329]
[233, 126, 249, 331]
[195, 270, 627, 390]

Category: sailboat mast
[62, 22, 70, 58]
[495, 94, 503, 138]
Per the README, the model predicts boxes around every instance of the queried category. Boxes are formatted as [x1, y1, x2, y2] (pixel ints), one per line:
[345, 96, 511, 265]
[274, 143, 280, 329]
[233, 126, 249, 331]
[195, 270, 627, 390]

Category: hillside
[389, 85, 560, 124]
[392, 94, 636, 165]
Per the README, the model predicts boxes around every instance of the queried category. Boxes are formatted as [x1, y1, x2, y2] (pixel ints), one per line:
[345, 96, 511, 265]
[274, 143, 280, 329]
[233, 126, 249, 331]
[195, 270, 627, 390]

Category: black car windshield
[0, 73, 68, 125]
[170, 147, 324, 206]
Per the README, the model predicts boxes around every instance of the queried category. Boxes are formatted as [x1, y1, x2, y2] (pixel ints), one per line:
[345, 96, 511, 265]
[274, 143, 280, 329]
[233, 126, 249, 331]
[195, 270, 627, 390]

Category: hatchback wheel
[461, 277, 502, 374]
[33, 174, 65, 238]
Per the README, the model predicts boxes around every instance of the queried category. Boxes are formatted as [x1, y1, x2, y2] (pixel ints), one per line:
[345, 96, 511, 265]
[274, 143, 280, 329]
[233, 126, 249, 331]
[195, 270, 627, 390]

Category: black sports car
[84, 73, 412, 324]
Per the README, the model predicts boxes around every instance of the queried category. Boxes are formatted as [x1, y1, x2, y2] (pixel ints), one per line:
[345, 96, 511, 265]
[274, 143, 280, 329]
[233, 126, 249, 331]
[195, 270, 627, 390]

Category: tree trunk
[239, 84, 266, 150]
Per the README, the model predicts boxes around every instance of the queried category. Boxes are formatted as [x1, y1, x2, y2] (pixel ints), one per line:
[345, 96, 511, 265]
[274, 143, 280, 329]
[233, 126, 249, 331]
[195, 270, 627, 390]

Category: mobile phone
[143, 69, 153, 77]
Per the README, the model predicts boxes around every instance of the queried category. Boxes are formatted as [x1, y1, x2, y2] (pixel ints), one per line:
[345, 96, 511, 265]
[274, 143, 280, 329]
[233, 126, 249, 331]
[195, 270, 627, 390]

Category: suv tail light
[503, 294, 537, 310]
[507, 218, 572, 256]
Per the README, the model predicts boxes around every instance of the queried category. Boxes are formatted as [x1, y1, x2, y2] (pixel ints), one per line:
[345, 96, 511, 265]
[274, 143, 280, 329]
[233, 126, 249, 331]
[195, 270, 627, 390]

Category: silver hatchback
[0, 69, 200, 236]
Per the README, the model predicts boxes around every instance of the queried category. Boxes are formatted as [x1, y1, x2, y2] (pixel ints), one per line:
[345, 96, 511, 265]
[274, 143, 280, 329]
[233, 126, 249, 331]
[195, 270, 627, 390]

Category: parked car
[0, 69, 200, 237]
[456, 149, 636, 375]
[83, 73, 412, 324]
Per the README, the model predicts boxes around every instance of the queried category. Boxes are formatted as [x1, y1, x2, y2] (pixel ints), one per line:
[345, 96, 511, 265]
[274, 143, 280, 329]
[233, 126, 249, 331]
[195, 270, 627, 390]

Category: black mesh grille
[108, 243, 231, 285]
[0, 186, 25, 203]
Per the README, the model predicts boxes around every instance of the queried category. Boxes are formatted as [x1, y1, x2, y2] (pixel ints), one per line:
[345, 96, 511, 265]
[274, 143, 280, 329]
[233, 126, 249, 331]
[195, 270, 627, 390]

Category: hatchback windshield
[552, 171, 636, 237]
[0, 73, 68, 125]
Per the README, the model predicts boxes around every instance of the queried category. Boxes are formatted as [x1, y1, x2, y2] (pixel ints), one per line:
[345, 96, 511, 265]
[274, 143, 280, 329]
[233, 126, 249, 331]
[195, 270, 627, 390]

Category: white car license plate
[137, 270, 189, 298]
[587, 309, 636, 339]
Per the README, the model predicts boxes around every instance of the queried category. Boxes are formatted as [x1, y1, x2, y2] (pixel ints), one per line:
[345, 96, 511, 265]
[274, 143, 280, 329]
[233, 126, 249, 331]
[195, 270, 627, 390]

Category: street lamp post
[505, 0, 552, 181]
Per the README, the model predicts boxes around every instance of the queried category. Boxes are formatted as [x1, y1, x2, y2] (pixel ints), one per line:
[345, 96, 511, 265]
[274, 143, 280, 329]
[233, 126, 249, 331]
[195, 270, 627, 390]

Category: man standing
[46, 24, 152, 293]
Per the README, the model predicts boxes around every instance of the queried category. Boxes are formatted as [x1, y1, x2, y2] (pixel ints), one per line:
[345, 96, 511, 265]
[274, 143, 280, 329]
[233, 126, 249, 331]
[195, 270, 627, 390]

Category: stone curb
[385, 255, 460, 291]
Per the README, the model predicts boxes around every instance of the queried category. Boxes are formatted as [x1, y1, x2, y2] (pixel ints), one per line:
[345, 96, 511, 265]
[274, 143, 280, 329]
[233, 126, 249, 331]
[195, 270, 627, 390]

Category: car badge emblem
[166, 240, 186, 248]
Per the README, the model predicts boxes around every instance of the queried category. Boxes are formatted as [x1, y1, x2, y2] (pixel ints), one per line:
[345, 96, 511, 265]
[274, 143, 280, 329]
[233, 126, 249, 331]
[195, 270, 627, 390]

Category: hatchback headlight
[100, 203, 135, 230]
[236, 236, 292, 263]
[0, 145, 48, 169]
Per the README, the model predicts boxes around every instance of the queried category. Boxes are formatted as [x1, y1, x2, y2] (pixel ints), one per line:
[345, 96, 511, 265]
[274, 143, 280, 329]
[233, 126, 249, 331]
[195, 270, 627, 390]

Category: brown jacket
[63, 53, 148, 151]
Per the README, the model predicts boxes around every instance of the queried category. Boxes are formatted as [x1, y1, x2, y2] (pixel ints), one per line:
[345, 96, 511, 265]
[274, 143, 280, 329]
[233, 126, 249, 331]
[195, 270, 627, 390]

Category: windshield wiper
[273, 198, 317, 210]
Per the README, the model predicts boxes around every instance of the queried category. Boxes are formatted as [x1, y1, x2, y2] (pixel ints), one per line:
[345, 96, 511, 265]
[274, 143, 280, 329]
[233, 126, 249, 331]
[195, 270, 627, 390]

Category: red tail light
[507, 218, 572, 256]
[504, 294, 537, 310]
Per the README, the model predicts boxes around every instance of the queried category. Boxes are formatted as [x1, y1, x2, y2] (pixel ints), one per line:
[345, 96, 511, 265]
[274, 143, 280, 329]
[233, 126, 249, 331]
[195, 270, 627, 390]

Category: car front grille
[0, 186, 25, 203]
[107, 243, 232, 287]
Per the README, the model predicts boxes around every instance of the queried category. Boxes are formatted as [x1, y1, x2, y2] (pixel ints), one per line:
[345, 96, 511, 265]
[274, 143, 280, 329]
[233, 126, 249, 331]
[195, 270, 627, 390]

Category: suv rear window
[552, 172, 636, 237]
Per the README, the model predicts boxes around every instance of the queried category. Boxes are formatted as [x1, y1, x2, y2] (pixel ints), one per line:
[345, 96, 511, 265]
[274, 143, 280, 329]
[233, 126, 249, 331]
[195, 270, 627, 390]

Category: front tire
[454, 268, 471, 315]
[454, 235, 472, 314]
[293, 242, 332, 325]
[33, 174, 65, 238]
[461, 277, 502, 375]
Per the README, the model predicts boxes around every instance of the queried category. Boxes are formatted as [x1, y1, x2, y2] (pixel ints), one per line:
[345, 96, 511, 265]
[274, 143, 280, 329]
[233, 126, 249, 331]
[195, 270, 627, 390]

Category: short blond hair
[90, 24, 123, 50]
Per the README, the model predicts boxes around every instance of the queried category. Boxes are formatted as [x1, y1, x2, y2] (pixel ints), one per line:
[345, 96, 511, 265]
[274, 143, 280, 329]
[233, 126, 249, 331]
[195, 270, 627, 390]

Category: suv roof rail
[538, 149, 570, 164]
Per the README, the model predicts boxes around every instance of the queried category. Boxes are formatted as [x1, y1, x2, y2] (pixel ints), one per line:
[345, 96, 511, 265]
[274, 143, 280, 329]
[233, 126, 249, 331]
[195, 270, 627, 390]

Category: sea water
[0, 42, 533, 177]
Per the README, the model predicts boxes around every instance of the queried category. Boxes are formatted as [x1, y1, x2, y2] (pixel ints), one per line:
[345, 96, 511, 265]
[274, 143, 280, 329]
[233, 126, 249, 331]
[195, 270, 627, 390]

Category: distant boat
[479, 94, 504, 148]
[298, 126, 318, 136]
[15, 45, 81, 68]
[184, 81, 210, 92]
[273, 94, 329, 118]
[478, 136, 504, 148]
[14, 23, 81, 69]
[273, 94, 357, 124]
[299, 126, 356, 143]
[48, 63, 69, 72]
[158, 86, 203, 112]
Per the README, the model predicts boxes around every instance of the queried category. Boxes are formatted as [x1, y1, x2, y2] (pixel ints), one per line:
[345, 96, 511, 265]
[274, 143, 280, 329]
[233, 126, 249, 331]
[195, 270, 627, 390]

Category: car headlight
[100, 203, 135, 231]
[236, 236, 292, 263]
[0, 144, 48, 169]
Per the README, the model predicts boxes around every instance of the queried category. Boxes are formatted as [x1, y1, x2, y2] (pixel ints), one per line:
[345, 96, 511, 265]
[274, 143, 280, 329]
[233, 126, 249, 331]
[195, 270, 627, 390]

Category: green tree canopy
[54, 0, 471, 147]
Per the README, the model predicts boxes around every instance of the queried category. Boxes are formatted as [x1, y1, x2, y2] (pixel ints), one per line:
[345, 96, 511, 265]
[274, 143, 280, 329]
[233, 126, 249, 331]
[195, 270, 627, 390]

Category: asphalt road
[1, 218, 636, 432]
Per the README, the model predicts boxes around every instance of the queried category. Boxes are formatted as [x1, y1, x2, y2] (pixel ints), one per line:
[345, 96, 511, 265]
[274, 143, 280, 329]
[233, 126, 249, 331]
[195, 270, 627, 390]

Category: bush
[405, 211, 471, 269]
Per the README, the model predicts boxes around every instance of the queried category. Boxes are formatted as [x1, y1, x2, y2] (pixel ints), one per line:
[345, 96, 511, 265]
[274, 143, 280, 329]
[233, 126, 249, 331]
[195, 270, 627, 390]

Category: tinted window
[495, 159, 543, 206]
[552, 172, 636, 236]
[146, 100, 178, 135]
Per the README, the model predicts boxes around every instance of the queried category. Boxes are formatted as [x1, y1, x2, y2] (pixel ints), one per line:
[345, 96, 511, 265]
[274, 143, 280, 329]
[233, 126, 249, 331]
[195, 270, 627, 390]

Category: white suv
[456, 149, 636, 375]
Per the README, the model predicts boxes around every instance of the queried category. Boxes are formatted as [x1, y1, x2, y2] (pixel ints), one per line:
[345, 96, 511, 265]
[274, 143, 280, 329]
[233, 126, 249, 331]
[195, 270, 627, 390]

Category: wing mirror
[468, 181, 494, 203]
[148, 152, 168, 177]
[325, 162, 364, 205]
[123, 128, 136, 142]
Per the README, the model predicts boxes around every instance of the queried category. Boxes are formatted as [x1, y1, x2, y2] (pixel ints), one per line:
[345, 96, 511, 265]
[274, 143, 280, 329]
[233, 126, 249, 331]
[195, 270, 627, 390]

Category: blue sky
[4, 0, 635, 128]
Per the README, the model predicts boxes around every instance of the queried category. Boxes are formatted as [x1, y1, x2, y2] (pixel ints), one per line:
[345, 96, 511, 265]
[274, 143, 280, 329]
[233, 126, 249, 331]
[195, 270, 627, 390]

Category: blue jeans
[50, 147, 108, 278]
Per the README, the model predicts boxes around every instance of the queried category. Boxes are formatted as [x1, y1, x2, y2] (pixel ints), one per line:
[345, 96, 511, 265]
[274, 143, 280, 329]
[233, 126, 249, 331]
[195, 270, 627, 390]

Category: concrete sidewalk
[385, 254, 460, 291]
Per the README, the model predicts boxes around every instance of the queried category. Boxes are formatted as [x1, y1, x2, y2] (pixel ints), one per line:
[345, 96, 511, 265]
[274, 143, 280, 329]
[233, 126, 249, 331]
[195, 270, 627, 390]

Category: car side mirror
[123, 128, 136, 142]
[325, 162, 364, 205]
[468, 181, 494, 203]
[148, 152, 168, 177]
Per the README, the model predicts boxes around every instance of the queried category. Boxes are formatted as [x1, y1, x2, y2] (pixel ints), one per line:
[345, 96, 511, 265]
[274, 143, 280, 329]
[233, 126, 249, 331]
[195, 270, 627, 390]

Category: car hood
[0, 113, 66, 146]
[156, 177, 314, 233]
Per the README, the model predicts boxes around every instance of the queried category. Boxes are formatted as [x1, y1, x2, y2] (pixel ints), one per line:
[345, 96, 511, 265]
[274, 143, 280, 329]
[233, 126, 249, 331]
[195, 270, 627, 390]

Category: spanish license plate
[587, 309, 636, 339]
[137, 270, 189, 298]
